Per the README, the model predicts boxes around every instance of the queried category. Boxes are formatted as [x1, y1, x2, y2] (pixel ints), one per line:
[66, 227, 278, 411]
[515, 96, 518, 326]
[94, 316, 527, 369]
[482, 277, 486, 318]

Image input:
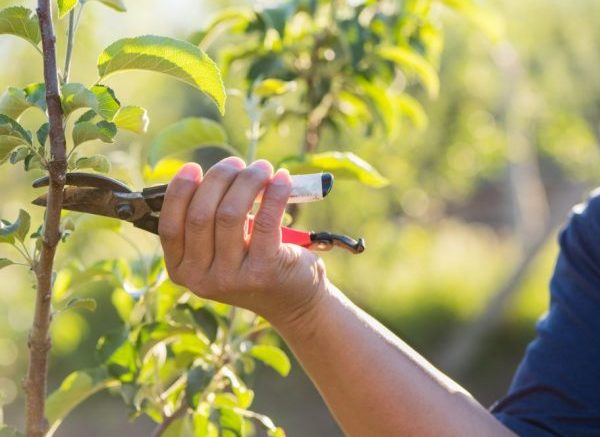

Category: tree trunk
[25, 2, 67, 435]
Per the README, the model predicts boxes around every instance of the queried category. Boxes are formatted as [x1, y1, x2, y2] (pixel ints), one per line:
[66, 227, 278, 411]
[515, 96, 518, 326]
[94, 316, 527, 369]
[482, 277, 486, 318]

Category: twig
[150, 404, 188, 437]
[62, 10, 76, 84]
[25, 2, 68, 436]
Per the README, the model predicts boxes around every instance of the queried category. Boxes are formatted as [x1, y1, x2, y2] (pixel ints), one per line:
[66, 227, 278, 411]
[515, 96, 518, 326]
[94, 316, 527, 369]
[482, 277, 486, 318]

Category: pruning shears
[31, 172, 365, 254]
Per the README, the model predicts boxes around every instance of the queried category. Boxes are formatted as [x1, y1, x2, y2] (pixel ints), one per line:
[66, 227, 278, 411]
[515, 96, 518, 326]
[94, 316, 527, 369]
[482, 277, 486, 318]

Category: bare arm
[273, 282, 514, 437]
[159, 159, 515, 437]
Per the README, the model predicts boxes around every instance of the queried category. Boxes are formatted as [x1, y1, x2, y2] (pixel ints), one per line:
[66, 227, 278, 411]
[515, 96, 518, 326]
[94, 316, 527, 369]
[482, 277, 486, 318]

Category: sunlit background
[2, 0, 600, 435]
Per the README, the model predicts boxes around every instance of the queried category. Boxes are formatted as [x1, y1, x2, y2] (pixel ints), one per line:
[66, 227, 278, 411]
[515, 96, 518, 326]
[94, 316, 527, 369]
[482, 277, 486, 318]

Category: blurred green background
[2, 0, 600, 435]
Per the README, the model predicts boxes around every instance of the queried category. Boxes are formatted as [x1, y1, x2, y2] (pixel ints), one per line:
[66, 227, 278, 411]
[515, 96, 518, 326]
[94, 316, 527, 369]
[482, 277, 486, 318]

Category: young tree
[0, 0, 492, 435]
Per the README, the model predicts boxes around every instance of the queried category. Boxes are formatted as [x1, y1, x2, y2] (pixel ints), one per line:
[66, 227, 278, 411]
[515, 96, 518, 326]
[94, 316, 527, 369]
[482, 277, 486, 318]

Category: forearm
[272, 282, 515, 437]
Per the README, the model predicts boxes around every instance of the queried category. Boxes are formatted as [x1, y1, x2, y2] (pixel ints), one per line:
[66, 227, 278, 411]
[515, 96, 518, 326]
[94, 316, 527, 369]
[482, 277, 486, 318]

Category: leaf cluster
[45, 255, 288, 436]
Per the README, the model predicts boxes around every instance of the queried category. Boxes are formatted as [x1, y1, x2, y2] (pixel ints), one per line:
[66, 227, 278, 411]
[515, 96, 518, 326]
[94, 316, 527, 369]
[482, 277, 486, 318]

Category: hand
[158, 157, 328, 327]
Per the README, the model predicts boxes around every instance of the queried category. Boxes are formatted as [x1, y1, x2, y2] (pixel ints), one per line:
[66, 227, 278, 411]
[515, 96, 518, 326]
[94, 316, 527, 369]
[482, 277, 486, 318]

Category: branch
[25, 2, 67, 436]
[150, 404, 188, 437]
[62, 10, 76, 84]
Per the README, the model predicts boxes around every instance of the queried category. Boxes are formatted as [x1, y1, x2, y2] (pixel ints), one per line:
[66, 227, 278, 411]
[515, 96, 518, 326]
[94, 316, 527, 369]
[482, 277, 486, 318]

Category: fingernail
[272, 168, 291, 186]
[219, 156, 246, 169]
[176, 163, 202, 182]
[250, 159, 273, 174]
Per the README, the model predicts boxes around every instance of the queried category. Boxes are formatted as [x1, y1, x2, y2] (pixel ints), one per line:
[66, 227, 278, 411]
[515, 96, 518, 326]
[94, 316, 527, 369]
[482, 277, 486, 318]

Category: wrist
[269, 276, 333, 343]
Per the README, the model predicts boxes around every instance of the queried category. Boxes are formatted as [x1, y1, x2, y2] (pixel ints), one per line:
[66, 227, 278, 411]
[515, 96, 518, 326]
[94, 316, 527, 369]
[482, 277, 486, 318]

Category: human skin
[158, 158, 516, 437]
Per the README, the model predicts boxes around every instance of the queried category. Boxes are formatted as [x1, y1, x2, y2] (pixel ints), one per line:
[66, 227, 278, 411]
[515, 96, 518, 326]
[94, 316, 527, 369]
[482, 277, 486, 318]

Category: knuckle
[166, 267, 183, 286]
[186, 207, 212, 231]
[190, 277, 213, 298]
[215, 270, 236, 292]
[158, 219, 179, 240]
[266, 184, 290, 203]
[242, 165, 271, 183]
[206, 161, 242, 181]
[216, 204, 242, 228]
[253, 209, 279, 234]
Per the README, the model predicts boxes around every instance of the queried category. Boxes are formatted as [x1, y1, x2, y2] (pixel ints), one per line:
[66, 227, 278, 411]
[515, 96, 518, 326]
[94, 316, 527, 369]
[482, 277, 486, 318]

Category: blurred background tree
[1, 0, 600, 435]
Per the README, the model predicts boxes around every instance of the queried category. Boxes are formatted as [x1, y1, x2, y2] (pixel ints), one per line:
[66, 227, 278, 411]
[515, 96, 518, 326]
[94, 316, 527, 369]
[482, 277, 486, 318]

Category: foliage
[0, 0, 499, 435]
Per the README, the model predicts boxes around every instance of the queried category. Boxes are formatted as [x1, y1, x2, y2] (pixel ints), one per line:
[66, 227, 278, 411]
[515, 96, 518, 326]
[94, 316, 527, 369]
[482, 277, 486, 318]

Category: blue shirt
[491, 190, 600, 436]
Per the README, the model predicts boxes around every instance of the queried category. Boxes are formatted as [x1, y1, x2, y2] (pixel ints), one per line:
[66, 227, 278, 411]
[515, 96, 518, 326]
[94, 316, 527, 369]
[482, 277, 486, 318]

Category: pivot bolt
[115, 203, 134, 220]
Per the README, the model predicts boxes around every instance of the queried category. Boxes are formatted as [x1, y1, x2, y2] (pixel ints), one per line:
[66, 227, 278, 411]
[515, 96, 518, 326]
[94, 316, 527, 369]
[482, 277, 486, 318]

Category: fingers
[183, 157, 246, 271]
[249, 169, 292, 259]
[158, 163, 203, 271]
[215, 160, 273, 266]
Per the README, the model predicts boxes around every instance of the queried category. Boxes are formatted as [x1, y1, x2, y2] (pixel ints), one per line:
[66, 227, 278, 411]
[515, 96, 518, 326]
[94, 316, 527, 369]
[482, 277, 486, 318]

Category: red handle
[247, 217, 313, 248]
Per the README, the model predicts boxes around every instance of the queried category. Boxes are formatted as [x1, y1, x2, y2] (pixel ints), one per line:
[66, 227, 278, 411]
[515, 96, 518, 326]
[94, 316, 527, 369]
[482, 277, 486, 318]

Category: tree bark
[25, 2, 67, 436]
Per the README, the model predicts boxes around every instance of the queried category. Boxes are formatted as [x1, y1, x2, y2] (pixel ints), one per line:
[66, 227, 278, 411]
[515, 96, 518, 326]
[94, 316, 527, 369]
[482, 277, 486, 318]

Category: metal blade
[32, 187, 152, 222]
[32, 172, 132, 192]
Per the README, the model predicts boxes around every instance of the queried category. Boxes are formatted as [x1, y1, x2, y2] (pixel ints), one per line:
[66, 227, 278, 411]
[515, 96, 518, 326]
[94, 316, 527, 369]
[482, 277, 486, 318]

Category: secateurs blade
[31, 172, 365, 254]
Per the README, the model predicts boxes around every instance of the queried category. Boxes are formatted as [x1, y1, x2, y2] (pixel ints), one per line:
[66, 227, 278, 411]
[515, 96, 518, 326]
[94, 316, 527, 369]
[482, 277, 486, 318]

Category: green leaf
[37, 123, 49, 146]
[23, 83, 47, 111]
[147, 117, 229, 166]
[97, 35, 226, 114]
[9, 147, 29, 165]
[280, 152, 389, 188]
[0, 7, 41, 48]
[354, 80, 394, 135]
[72, 111, 117, 147]
[188, 306, 219, 343]
[136, 322, 195, 358]
[57, 0, 77, 18]
[161, 415, 194, 437]
[222, 368, 254, 409]
[249, 345, 291, 377]
[0, 115, 33, 161]
[219, 407, 245, 437]
[66, 297, 97, 312]
[144, 158, 186, 183]
[0, 139, 26, 165]
[395, 94, 428, 130]
[24, 154, 43, 171]
[46, 368, 116, 436]
[0, 209, 31, 244]
[61, 83, 98, 117]
[62, 84, 121, 121]
[0, 115, 33, 165]
[192, 9, 253, 47]
[113, 106, 149, 134]
[111, 287, 134, 322]
[83, 0, 127, 12]
[0, 258, 14, 270]
[15, 209, 30, 242]
[97, 331, 138, 383]
[377, 45, 440, 98]
[186, 366, 214, 408]
[75, 155, 111, 173]
[0, 86, 46, 119]
[254, 79, 296, 97]
[52, 269, 73, 303]
[90, 85, 120, 120]
[442, 0, 504, 41]
[0, 88, 30, 119]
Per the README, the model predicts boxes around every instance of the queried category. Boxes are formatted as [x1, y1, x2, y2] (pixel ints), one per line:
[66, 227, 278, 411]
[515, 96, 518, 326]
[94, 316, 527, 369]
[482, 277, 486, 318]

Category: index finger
[158, 163, 203, 270]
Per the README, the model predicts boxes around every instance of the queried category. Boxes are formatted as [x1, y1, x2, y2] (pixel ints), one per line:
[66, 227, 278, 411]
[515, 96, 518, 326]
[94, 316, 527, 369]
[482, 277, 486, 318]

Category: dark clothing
[491, 191, 600, 436]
